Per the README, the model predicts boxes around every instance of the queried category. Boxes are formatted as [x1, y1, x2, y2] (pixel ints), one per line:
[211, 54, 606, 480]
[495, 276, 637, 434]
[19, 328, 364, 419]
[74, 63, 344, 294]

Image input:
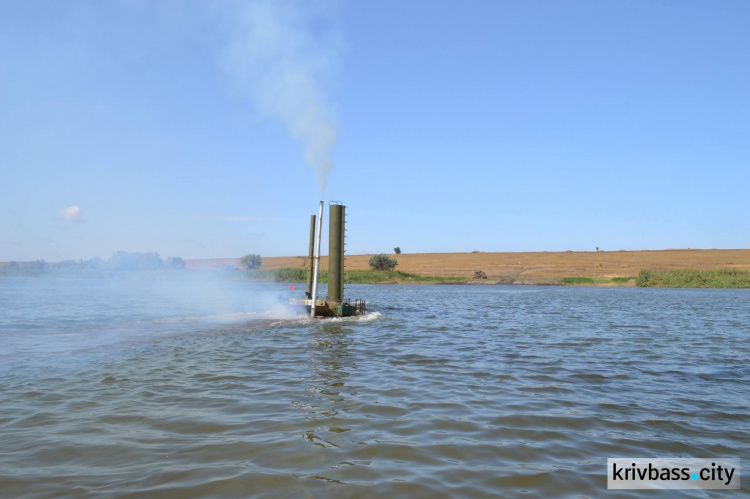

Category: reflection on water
[299, 323, 356, 453]
[309, 325, 355, 410]
[0, 280, 748, 497]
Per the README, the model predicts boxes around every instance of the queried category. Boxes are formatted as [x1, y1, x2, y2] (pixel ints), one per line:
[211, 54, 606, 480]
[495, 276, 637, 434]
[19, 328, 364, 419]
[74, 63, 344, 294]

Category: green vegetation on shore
[559, 276, 637, 285]
[267, 267, 306, 282]
[611, 277, 635, 284]
[635, 269, 750, 288]
[343, 270, 465, 284]
[559, 277, 595, 285]
[243, 268, 465, 284]
[556, 269, 750, 288]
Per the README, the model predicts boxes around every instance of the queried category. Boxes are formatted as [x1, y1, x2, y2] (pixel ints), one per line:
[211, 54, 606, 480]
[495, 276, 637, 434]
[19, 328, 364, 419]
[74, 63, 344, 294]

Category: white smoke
[223, 0, 340, 195]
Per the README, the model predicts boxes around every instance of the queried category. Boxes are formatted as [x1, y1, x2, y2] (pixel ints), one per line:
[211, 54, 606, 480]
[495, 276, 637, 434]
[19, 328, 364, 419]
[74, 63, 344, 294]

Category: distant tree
[81, 257, 105, 271]
[240, 253, 262, 270]
[0, 262, 20, 274]
[107, 251, 164, 271]
[137, 252, 164, 271]
[58, 260, 79, 271]
[369, 253, 398, 271]
[25, 260, 48, 272]
[165, 257, 186, 270]
[394, 247, 401, 254]
[596, 246, 600, 252]
[107, 251, 138, 271]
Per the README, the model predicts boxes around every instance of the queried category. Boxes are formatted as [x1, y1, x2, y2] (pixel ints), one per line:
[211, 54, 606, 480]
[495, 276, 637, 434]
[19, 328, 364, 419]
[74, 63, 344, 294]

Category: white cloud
[60, 206, 83, 222]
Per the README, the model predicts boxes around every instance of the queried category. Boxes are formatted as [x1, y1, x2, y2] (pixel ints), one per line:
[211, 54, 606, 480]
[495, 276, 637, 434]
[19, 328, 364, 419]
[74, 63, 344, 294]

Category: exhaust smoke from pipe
[223, 0, 341, 195]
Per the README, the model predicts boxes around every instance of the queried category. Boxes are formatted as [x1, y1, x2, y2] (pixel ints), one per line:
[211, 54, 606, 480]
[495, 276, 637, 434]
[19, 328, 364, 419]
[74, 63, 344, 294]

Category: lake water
[1, 277, 748, 498]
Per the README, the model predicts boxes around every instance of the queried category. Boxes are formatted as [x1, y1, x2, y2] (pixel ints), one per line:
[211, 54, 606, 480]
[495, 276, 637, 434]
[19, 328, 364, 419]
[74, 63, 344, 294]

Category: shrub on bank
[369, 254, 398, 271]
[241, 254, 262, 270]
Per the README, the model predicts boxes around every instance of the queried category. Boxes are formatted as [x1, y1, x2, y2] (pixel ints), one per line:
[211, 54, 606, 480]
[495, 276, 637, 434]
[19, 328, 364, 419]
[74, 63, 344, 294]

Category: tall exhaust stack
[305, 214, 316, 299]
[327, 203, 345, 304]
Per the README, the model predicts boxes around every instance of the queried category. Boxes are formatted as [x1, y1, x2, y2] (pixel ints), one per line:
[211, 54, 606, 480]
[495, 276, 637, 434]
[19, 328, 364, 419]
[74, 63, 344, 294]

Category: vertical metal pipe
[310, 201, 324, 317]
[305, 214, 315, 298]
[339, 205, 345, 298]
[327, 204, 344, 303]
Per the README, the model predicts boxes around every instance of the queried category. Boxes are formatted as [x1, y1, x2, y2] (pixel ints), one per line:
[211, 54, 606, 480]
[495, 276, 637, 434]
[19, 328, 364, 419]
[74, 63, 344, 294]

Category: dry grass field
[186, 249, 750, 284]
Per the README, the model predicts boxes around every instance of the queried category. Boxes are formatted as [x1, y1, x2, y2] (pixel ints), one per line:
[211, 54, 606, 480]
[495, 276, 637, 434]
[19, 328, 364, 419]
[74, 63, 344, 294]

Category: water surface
[1, 278, 748, 497]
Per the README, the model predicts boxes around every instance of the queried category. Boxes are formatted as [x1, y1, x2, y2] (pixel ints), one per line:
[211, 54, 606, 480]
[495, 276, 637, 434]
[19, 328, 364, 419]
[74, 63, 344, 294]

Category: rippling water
[1, 277, 748, 498]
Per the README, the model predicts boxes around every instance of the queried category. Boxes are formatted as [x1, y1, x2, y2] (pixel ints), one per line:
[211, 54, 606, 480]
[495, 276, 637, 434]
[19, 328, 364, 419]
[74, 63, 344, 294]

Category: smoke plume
[224, 0, 340, 194]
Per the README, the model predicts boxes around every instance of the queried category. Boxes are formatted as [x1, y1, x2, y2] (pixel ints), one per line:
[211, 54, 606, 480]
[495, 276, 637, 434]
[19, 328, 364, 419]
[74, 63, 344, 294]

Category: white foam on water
[325, 311, 382, 323]
[150, 306, 302, 325]
[357, 311, 382, 322]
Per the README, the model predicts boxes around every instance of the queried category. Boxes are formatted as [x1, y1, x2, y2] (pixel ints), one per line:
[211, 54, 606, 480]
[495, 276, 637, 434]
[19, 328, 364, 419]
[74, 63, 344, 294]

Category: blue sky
[1, 0, 748, 261]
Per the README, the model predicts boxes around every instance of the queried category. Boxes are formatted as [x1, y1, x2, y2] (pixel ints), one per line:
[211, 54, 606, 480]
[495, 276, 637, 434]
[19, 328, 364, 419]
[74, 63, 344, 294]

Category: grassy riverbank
[245, 268, 466, 284]
[558, 276, 636, 285]
[635, 269, 750, 288]
[259, 268, 750, 288]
